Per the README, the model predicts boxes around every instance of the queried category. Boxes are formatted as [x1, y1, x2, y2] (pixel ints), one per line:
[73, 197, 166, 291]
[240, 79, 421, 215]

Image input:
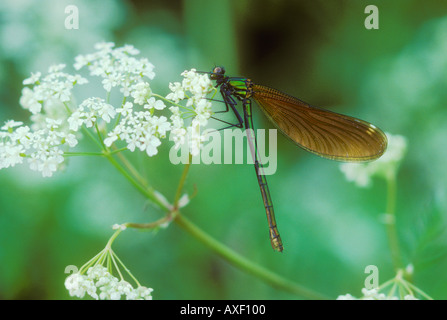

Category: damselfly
[207, 66, 387, 252]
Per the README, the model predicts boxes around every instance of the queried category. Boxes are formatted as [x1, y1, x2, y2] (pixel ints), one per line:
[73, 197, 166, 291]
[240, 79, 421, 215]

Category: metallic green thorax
[228, 77, 253, 100]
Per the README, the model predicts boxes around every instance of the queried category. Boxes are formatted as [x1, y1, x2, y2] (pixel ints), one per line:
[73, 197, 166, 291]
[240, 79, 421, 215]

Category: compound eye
[212, 66, 225, 75]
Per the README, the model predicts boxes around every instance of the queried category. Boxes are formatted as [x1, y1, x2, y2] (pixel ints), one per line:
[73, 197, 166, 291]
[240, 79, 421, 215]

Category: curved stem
[174, 214, 328, 299]
[118, 156, 328, 299]
[125, 210, 177, 229]
[104, 153, 169, 212]
[173, 154, 192, 208]
[113, 148, 151, 191]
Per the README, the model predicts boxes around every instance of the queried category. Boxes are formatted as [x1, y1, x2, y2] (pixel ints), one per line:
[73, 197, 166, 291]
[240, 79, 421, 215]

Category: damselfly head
[210, 66, 226, 80]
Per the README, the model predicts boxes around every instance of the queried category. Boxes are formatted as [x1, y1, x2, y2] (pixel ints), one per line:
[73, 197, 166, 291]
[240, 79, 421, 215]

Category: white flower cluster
[167, 69, 214, 156]
[65, 265, 153, 300]
[1, 65, 88, 176]
[103, 100, 170, 156]
[0, 118, 78, 177]
[339, 132, 407, 187]
[20, 64, 88, 115]
[74, 42, 155, 96]
[73, 42, 171, 157]
[337, 288, 418, 300]
[1, 42, 217, 177]
[0, 64, 87, 176]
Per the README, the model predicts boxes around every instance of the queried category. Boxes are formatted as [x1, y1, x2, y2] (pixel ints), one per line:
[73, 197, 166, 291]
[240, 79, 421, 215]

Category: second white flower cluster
[65, 265, 153, 300]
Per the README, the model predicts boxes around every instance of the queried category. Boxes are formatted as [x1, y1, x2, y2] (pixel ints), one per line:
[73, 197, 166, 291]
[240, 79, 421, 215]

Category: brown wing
[251, 84, 387, 162]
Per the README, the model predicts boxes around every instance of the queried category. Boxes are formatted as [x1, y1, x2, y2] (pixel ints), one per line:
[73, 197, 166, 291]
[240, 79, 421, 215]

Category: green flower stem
[63, 102, 104, 152]
[385, 172, 403, 270]
[94, 122, 107, 150]
[174, 214, 328, 300]
[151, 93, 192, 112]
[75, 113, 157, 209]
[105, 226, 123, 248]
[109, 248, 125, 280]
[173, 154, 192, 208]
[118, 155, 328, 299]
[406, 281, 433, 300]
[104, 153, 170, 212]
[125, 212, 175, 229]
[113, 148, 151, 191]
[82, 126, 104, 150]
[109, 147, 129, 155]
[111, 250, 141, 287]
[379, 269, 433, 300]
[113, 97, 126, 127]
[82, 226, 143, 287]
[64, 151, 105, 157]
[79, 249, 107, 274]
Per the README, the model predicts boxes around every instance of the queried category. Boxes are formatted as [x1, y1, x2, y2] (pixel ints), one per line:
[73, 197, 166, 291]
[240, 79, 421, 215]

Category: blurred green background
[1, 0, 447, 299]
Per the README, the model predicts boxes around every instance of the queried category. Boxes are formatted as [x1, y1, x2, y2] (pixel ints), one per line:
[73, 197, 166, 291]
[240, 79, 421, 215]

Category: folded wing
[252, 84, 387, 162]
